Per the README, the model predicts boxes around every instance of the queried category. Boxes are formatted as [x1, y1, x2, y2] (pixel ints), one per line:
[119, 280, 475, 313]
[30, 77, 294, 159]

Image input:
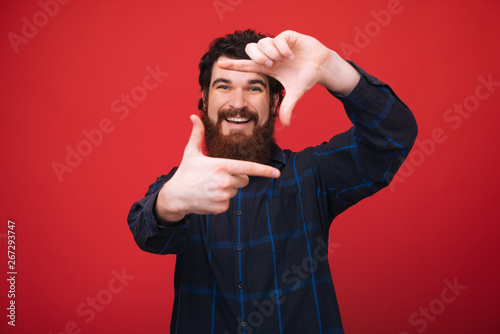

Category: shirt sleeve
[309, 61, 418, 223]
[127, 167, 190, 255]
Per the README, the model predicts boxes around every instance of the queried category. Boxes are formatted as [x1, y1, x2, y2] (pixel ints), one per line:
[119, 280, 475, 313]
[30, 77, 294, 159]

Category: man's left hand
[217, 30, 361, 126]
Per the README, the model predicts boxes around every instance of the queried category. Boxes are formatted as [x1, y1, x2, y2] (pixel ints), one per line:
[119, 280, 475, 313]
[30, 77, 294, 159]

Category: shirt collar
[269, 143, 286, 166]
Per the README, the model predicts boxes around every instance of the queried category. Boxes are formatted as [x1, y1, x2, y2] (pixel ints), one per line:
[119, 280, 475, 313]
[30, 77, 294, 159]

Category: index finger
[217, 58, 265, 73]
[222, 158, 280, 178]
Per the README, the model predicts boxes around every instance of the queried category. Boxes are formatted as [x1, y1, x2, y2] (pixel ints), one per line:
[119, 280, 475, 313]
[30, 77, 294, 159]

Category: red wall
[1, 0, 499, 333]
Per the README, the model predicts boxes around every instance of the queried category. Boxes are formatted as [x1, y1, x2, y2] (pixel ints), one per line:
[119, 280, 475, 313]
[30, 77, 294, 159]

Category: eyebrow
[248, 79, 267, 88]
[212, 78, 230, 87]
[211, 78, 268, 89]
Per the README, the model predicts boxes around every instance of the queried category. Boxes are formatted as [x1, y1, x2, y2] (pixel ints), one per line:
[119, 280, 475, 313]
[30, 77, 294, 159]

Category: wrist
[318, 50, 361, 95]
[155, 182, 188, 226]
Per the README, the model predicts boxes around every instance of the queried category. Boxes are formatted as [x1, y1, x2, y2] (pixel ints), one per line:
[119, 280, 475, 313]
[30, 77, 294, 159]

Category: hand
[217, 30, 360, 126]
[217, 30, 329, 126]
[155, 115, 280, 224]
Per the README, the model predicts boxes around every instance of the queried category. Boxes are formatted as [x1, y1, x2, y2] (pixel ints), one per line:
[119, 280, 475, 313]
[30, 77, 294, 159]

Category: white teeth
[226, 117, 249, 123]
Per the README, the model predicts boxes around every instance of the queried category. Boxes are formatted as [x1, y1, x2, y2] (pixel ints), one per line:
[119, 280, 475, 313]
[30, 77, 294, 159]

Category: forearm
[333, 64, 418, 182]
[127, 171, 190, 254]
[314, 66, 417, 221]
[339, 62, 417, 148]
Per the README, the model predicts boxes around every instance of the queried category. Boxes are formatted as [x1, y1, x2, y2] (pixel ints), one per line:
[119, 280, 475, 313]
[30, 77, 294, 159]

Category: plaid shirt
[127, 63, 418, 334]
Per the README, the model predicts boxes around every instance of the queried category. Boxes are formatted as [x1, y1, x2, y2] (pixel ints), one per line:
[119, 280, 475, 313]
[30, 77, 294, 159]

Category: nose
[228, 89, 247, 109]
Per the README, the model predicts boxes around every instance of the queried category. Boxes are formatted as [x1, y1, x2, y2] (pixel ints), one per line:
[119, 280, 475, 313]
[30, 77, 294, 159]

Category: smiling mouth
[225, 117, 251, 124]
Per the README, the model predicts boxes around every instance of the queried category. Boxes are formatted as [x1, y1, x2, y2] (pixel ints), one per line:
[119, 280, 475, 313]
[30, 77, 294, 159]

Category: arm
[313, 62, 418, 221]
[218, 30, 417, 220]
[127, 116, 281, 254]
[127, 170, 191, 255]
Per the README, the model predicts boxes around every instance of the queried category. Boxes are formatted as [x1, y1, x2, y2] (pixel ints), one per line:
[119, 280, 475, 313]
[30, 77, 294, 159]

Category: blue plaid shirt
[128, 63, 418, 334]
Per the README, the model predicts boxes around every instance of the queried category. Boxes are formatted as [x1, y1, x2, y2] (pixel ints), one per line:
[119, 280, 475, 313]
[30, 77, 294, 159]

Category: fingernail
[265, 60, 272, 67]
[272, 170, 280, 178]
[288, 55, 294, 60]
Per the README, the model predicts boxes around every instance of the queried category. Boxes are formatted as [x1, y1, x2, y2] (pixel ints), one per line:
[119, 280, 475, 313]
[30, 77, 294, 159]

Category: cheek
[206, 98, 220, 121]
[256, 101, 271, 124]
[207, 93, 228, 118]
[207, 108, 218, 122]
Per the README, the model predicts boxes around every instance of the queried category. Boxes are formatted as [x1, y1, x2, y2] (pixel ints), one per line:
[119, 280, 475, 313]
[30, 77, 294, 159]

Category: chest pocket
[263, 193, 308, 255]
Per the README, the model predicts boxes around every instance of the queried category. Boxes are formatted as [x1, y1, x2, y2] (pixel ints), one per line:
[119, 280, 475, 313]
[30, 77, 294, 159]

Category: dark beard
[201, 107, 276, 164]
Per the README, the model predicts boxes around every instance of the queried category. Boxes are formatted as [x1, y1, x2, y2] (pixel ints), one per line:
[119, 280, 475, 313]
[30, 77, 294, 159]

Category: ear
[271, 93, 280, 114]
[201, 90, 208, 108]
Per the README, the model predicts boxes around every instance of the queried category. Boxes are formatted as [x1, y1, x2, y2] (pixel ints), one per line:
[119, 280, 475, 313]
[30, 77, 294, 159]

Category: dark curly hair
[197, 29, 285, 113]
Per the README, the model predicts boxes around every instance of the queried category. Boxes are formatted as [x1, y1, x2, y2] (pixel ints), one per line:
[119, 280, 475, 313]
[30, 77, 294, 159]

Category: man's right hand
[155, 115, 281, 225]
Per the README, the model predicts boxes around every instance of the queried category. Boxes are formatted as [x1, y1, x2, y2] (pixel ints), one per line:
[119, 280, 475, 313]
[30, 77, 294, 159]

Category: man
[128, 29, 417, 333]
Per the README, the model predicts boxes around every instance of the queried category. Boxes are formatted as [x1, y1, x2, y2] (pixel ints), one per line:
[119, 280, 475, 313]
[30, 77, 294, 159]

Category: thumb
[279, 89, 304, 127]
[185, 114, 205, 155]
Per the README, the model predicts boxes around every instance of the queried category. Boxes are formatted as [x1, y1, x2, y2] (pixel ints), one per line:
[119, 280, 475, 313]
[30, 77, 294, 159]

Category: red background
[1, 0, 500, 333]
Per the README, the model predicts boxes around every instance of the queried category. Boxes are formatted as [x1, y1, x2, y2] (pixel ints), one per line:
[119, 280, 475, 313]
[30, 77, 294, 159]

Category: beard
[201, 106, 276, 164]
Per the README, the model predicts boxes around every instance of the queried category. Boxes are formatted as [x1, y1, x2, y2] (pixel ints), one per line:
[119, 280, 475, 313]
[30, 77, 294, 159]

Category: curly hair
[197, 29, 285, 113]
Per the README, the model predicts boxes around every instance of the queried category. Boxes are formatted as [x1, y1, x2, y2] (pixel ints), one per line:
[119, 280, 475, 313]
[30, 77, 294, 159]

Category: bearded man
[127, 29, 418, 334]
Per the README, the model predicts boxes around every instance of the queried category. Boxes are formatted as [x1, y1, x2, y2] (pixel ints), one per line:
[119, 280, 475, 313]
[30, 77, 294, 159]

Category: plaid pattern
[127, 63, 418, 334]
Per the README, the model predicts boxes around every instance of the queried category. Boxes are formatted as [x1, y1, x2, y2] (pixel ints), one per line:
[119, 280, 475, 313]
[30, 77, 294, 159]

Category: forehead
[210, 56, 268, 85]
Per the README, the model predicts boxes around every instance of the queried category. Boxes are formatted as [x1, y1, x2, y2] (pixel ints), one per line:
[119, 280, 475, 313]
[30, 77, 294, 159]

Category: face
[206, 56, 274, 136]
[201, 56, 278, 164]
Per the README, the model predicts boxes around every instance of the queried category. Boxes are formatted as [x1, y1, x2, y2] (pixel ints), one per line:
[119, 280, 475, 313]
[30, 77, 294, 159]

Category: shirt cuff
[143, 188, 189, 239]
[329, 60, 411, 114]
[327, 61, 386, 103]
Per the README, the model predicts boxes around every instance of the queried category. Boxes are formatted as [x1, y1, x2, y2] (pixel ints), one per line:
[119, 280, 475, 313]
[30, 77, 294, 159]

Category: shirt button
[241, 321, 247, 327]
[236, 245, 242, 251]
[238, 282, 244, 289]
[237, 210, 242, 215]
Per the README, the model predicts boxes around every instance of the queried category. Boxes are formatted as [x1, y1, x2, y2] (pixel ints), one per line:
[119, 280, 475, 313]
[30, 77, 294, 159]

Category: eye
[217, 85, 229, 90]
[249, 86, 262, 92]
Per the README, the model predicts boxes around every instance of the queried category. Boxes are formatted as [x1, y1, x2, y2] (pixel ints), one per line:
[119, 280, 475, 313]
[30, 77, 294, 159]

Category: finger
[230, 174, 250, 189]
[273, 33, 295, 60]
[257, 37, 286, 62]
[208, 174, 248, 191]
[185, 114, 205, 155]
[278, 89, 305, 127]
[217, 58, 265, 73]
[223, 159, 280, 178]
[245, 43, 274, 67]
